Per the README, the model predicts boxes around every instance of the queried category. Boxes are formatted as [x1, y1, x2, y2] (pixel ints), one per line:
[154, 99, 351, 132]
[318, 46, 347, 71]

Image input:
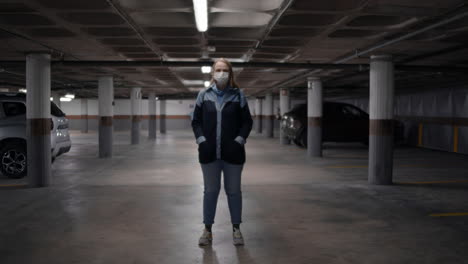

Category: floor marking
[0, 184, 27, 187]
[396, 180, 468, 185]
[326, 165, 368, 168]
[398, 164, 431, 168]
[430, 212, 468, 217]
[327, 164, 439, 169]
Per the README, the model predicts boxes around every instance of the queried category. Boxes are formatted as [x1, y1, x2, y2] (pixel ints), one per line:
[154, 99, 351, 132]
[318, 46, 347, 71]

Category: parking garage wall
[60, 98, 258, 132]
[339, 87, 468, 155]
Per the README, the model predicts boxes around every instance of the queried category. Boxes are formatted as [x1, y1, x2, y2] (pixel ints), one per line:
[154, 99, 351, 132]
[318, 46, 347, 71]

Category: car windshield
[343, 105, 363, 116]
[51, 102, 65, 117]
[290, 103, 307, 113]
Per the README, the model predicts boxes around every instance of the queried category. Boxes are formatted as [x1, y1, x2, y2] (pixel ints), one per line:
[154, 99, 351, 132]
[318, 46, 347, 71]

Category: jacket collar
[207, 83, 237, 93]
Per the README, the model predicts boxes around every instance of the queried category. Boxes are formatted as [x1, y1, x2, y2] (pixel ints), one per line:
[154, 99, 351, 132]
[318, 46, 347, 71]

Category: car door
[0, 101, 27, 140]
[323, 103, 348, 142]
[340, 104, 369, 141]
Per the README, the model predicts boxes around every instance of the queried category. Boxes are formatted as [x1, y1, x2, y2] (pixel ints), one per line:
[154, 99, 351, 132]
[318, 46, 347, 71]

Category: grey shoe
[233, 228, 244, 246]
[198, 229, 213, 246]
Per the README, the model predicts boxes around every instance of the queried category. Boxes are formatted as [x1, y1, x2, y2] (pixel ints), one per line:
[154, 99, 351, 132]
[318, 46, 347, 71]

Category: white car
[0, 93, 71, 178]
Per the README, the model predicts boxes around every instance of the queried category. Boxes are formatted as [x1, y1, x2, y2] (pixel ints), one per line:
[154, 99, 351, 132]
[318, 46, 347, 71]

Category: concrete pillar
[160, 99, 166, 134]
[98, 76, 114, 158]
[26, 53, 51, 187]
[279, 88, 290, 145]
[52, 92, 61, 108]
[263, 92, 274, 138]
[307, 77, 323, 157]
[130, 87, 142, 145]
[369, 55, 394, 185]
[148, 92, 157, 140]
[81, 98, 88, 133]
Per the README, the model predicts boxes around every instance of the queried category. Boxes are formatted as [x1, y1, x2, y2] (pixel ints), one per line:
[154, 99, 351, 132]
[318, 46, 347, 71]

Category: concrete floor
[1, 130, 468, 263]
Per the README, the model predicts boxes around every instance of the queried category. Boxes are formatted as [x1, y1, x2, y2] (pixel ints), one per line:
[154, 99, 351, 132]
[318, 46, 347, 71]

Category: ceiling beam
[1, 61, 467, 73]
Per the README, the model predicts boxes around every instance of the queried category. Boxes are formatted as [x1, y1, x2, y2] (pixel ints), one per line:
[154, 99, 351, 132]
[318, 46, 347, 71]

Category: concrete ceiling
[0, 0, 467, 99]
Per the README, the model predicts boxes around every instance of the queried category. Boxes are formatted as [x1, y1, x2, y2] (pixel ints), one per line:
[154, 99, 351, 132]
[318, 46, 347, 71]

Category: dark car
[281, 102, 404, 147]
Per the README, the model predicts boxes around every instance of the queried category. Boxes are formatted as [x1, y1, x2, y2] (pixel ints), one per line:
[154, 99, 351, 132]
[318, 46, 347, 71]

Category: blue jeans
[201, 160, 243, 225]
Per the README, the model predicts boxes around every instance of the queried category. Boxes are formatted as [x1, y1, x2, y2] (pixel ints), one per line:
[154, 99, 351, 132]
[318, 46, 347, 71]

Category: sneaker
[198, 229, 212, 246]
[233, 228, 244, 246]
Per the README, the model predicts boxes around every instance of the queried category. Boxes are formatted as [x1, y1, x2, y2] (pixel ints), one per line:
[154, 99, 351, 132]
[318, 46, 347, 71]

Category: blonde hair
[211, 58, 240, 88]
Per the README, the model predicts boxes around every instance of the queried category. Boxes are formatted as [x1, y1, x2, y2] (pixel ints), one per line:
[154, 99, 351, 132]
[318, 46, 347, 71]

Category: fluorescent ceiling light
[182, 80, 204, 86]
[201, 66, 212, 74]
[60, 97, 72, 102]
[19, 89, 27, 93]
[193, 0, 208, 32]
[189, 87, 204, 92]
[65, 94, 75, 99]
[204, 81, 211, 88]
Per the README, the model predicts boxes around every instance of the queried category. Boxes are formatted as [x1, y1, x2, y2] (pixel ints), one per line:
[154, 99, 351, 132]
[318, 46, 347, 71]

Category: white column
[131, 87, 142, 144]
[369, 55, 394, 185]
[148, 92, 157, 139]
[98, 76, 114, 158]
[279, 88, 290, 145]
[307, 77, 323, 157]
[263, 92, 274, 138]
[26, 53, 51, 187]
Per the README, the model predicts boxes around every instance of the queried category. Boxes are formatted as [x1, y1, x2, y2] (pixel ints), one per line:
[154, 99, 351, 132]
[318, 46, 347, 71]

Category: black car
[281, 102, 404, 147]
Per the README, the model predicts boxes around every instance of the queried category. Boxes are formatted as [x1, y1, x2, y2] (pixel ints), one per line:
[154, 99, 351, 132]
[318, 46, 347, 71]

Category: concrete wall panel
[336, 86, 468, 155]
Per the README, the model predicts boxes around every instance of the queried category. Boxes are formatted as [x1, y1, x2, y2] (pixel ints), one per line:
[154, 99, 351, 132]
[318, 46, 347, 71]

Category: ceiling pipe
[106, 0, 165, 60]
[243, 0, 296, 62]
[334, 9, 468, 64]
[0, 28, 79, 60]
[253, 5, 468, 96]
[1, 61, 467, 72]
[322, 44, 468, 85]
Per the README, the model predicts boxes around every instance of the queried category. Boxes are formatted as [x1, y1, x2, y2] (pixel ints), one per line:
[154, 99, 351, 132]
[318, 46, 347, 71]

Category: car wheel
[293, 139, 302, 147]
[0, 143, 27, 179]
[300, 131, 307, 148]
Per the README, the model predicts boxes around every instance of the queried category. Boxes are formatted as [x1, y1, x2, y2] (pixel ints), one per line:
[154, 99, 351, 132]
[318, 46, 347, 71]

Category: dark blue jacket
[191, 85, 253, 164]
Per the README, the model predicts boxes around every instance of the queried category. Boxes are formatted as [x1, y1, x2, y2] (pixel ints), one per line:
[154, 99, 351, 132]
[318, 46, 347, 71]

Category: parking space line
[327, 164, 445, 169]
[325, 165, 368, 168]
[396, 180, 468, 185]
[0, 184, 27, 187]
[430, 212, 468, 217]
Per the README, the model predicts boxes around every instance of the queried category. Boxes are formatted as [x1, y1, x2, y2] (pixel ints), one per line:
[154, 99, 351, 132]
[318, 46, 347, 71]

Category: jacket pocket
[198, 141, 216, 163]
[223, 140, 245, 164]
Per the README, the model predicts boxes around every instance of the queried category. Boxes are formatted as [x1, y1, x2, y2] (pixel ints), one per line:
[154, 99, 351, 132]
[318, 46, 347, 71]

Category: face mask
[213, 71, 229, 87]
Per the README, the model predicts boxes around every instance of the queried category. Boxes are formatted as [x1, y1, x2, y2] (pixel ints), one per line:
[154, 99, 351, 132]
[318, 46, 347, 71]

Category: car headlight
[291, 119, 301, 129]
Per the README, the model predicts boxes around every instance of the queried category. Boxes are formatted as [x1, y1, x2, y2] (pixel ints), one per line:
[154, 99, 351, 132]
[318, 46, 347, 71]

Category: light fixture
[204, 81, 210, 88]
[50, 97, 53, 101]
[65, 94, 75, 99]
[192, 0, 208, 32]
[182, 80, 205, 86]
[201, 66, 212, 74]
[60, 97, 72, 102]
[19, 89, 27, 93]
[156, 97, 159, 100]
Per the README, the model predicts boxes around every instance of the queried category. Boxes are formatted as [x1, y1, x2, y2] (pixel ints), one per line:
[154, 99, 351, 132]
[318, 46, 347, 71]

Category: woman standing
[192, 58, 253, 246]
